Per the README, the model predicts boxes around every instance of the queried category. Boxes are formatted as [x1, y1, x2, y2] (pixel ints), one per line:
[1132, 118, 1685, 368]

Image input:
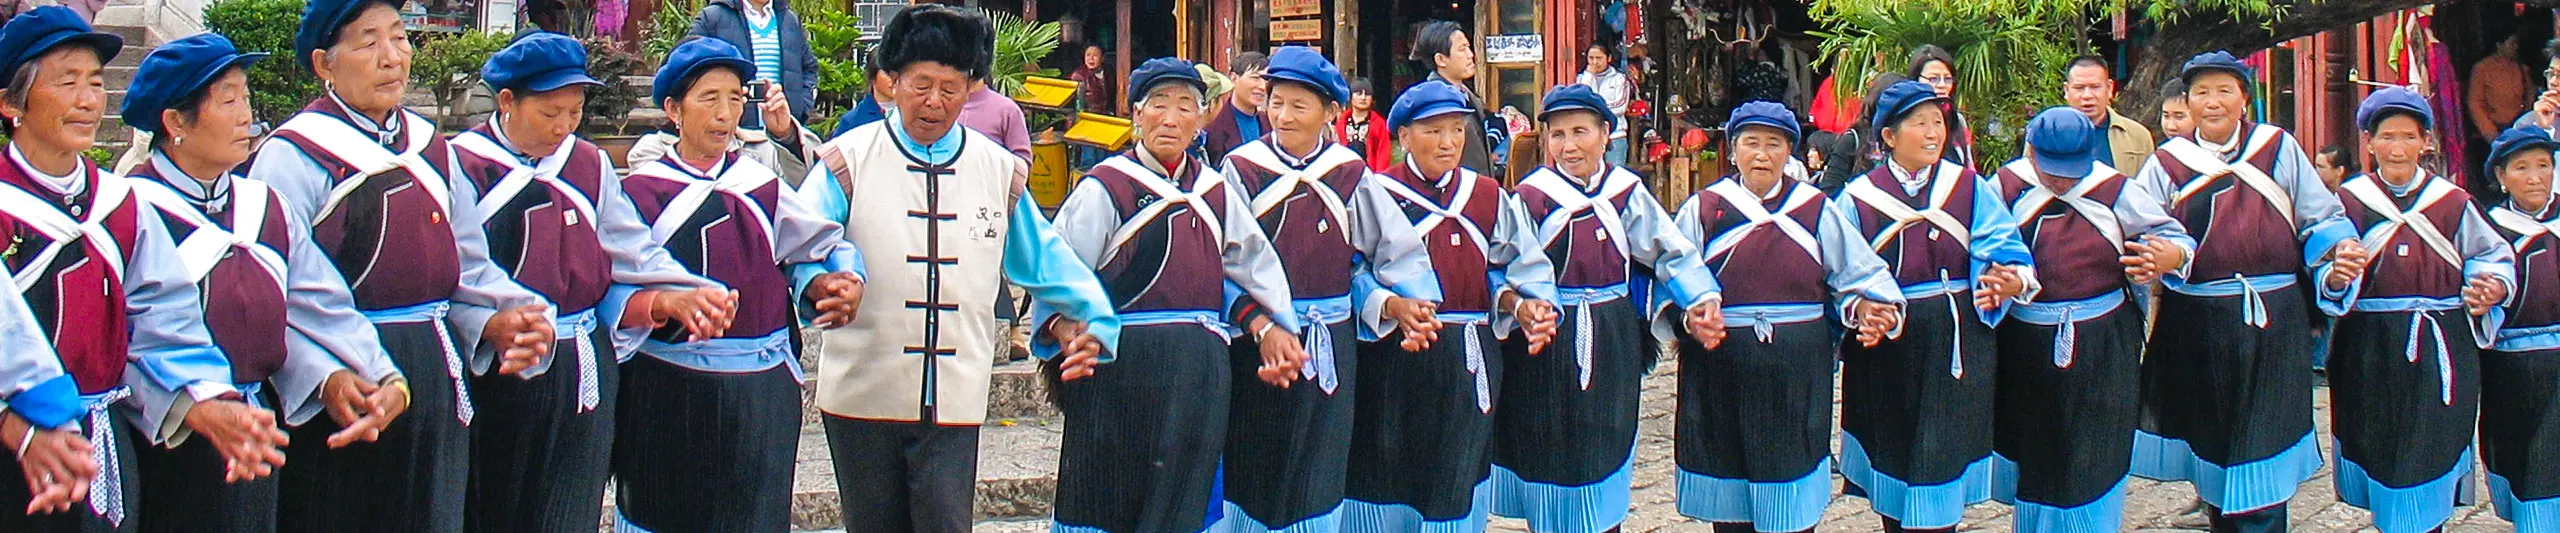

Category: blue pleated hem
[1337, 480, 1493, 533]
[2489, 471, 2560, 530]
[2334, 444, 2475, 533]
[2128, 430, 2323, 513]
[1486, 455, 1635, 533]
[1987, 453, 2129, 533]
[1673, 457, 1832, 532]
[1837, 432, 1998, 530]
[1208, 501, 1344, 533]
[613, 511, 653, 533]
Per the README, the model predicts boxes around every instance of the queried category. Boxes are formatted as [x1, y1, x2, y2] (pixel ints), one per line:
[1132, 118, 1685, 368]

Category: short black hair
[1349, 77, 1373, 95]
[1904, 44, 1955, 79]
[2545, 37, 2560, 62]
[2160, 78, 2188, 102]
[1588, 42, 1617, 63]
[877, 5, 992, 81]
[1410, 20, 1466, 63]
[2316, 144, 2358, 174]
[1084, 43, 1105, 53]
[2065, 54, 2108, 76]
[1233, 52, 1269, 74]
[2361, 107, 2429, 133]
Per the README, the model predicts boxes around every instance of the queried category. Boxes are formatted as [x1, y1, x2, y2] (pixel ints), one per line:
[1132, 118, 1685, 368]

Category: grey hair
[1134, 82, 1212, 114]
[0, 59, 42, 136]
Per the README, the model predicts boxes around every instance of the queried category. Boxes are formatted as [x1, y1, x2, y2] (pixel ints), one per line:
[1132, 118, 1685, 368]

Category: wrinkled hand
[1049, 319, 1107, 381]
[2465, 274, 2508, 316]
[486, 305, 556, 375]
[2120, 236, 2189, 285]
[807, 273, 865, 329]
[761, 83, 796, 140]
[1975, 266, 2025, 311]
[9, 414, 93, 515]
[1254, 323, 1309, 388]
[183, 400, 288, 483]
[1516, 299, 1560, 354]
[656, 287, 739, 341]
[1852, 299, 1902, 347]
[1385, 296, 1442, 352]
[2535, 90, 2560, 129]
[1684, 301, 1726, 349]
[319, 371, 409, 448]
[2326, 240, 2373, 291]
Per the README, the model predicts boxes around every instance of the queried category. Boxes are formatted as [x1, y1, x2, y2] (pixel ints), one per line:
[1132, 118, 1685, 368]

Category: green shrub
[203, 0, 318, 123]
[801, 4, 865, 126]
[582, 36, 651, 135]
[409, 31, 510, 118]
[644, 0, 702, 66]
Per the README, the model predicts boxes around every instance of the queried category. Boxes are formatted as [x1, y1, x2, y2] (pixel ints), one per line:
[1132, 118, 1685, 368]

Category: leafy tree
[409, 30, 511, 119]
[981, 8, 1061, 97]
[203, 0, 319, 123]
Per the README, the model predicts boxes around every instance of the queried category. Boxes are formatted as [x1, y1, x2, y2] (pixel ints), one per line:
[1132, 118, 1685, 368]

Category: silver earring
[173, 136, 184, 147]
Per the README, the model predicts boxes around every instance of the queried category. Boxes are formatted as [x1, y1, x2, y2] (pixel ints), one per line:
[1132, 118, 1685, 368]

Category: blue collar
[886, 113, 963, 166]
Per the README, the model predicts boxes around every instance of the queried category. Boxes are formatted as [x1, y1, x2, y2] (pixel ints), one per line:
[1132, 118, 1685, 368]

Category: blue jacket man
[689, 0, 818, 126]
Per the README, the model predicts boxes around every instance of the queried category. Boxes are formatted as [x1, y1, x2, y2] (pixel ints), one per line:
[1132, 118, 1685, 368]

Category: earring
[173, 136, 184, 147]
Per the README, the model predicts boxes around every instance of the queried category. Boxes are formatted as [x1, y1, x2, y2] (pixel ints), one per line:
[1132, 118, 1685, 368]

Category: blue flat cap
[1720, 100, 1797, 145]
[2487, 122, 2560, 179]
[1869, 80, 1944, 130]
[2023, 106, 2101, 179]
[1389, 80, 1472, 131]
[294, 0, 399, 69]
[1127, 57, 1206, 106]
[122, 32, 265, 135]
[1263, 46, 1347, 105]
[1539, 84, 1617, 130]
[2180, 51, 2253, 88]
[2354, 85, 2433, 132]
[483, 32, 601, 94]
[652, 38, 756, 106]
[0, 6, 120, 84]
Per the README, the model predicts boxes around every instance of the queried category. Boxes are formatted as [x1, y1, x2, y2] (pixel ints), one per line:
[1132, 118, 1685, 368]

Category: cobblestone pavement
[966, 355, 2519, 533]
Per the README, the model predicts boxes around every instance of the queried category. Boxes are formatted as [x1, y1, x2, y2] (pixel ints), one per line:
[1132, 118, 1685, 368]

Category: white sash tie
[1464, 322, 1489, 413]
[84, 387, 130, 526]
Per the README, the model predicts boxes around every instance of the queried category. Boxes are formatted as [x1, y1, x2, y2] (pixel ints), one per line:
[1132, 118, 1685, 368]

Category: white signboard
[1484, 34, 1543, 65]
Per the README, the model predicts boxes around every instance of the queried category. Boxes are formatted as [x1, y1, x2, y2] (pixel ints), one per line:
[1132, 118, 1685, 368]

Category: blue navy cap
[1720, 100, 1797, 145]
[294, 0, 399, 69]
[1126, 57, 1206, 105]
[1538, 84, 1617, 130]
[0, 6, 120, 84]
[482, 32, 601, 94]
[2180, 51, 2253, 88]
[121, 32, 266, 135]
[1869, 80, 1944, 130]
[1262, 46, 1347, 105]
[652, 38, 756, 106]
[2354, 85, 2433, 132]
[1389, 80, 1471, 131]
[2023, 106, 2101, 179]
[2487, 122, 2560, 179]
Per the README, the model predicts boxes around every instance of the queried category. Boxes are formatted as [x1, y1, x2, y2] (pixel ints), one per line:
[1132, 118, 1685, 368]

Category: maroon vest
[260, 100, 462, 310]
[128, 165, 294, 383]
[624, 154, 795, 340]
[0, 158, 140, 393]
[1385, 164, 1503, 314]
[1514, 170, 1637, 289]
[1689, 179, 1828, 306]
[1085, 154, 1231, 314]
[1850, 164, 1983, 287]
[451, 125, 615, 314]
[1225, 149, 1366, 299]
[2155, 124, 2302, 280]
[2494, 206, 2560, 329]
[2339, 177, 2472, 300]
[1993, 167, 2134, 302]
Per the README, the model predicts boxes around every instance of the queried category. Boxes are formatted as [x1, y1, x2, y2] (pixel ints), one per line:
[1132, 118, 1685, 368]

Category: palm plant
[978, 8, 1063, 97]
[1810, 0, 2093, 165]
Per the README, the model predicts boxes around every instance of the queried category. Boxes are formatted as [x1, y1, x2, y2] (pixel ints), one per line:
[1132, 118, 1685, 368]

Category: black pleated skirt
[1839, 292, 1999, 486]
[0, 408, 141, 533]
[135, 388, 283, 533]
[1053, 324, 1233, 533]
[611, 355, 801, 532]
[2482, 347, 2560, 521]
[1492, 298, 1645, 485]
[465, 323, 617, 533]
[276, 320, 469, 533]
[1992, 302, 2143, 509]
[1344, 322, 1500, 522]
[1220, 320, 1358, 529]
[2326, 308, 2480, 530]
[1674, 318, 1837, 531]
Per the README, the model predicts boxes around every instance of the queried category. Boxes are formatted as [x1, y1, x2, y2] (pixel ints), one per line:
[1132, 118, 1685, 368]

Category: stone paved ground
[947, 354, 2520, 533]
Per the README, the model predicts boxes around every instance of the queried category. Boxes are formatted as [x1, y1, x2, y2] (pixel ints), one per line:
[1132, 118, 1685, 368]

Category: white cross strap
[1091, 156, 1229, 267]
[1233, 143, 1361, 245]
[1376, 168, 1493, 260]
[274, 111, 453, 224]
[1699, 179, 1820, 262]
[631, 160, 782, 253]
[0, 172, 131, 292]
[1841, 162, 1972, 251]
[448, 131, 601, 231]
[130, 178, 288, 286]
[2000, 159, 2126, 252]
[2158, 126, 2295, 229]
[2341, 175, 2464, 269]
[2490, 206, 2560, 251]
[1519, 166, 1635, 260]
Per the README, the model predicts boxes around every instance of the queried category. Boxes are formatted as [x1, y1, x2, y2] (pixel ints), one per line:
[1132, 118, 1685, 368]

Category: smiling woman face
[1, 46, 109, 164]
[160, 68, 261, 171]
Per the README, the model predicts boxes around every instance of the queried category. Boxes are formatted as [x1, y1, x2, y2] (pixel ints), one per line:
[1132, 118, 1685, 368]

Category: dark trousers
[823, 415, 980, 533]
[2207, 503, 2287, 533]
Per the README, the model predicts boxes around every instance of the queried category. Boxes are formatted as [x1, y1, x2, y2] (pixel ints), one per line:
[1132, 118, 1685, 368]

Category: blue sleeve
[1006, 194, 1122, 360]
[1965, 176, 2034, 325]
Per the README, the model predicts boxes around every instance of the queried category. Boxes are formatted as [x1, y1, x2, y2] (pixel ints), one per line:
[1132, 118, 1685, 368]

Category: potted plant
[580, 36, 654, 166]
[408, 31, 510, 126]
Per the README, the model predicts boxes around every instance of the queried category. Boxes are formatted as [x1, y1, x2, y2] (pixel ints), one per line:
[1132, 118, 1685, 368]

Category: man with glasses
[2063, 54, 2156, 174]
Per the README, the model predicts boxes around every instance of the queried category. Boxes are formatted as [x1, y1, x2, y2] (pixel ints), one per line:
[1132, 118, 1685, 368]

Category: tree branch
[2117, 0, 2560, 125]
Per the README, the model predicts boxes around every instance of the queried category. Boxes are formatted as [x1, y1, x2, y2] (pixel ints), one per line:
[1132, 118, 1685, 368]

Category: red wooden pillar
[1118, 0, 1133, 115]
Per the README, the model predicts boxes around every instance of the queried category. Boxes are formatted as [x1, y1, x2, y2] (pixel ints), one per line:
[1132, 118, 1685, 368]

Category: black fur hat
[877, 5, 992, 81]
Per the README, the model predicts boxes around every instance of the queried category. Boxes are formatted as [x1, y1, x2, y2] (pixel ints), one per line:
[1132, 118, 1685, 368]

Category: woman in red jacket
[1334, 77, 1394, 171]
